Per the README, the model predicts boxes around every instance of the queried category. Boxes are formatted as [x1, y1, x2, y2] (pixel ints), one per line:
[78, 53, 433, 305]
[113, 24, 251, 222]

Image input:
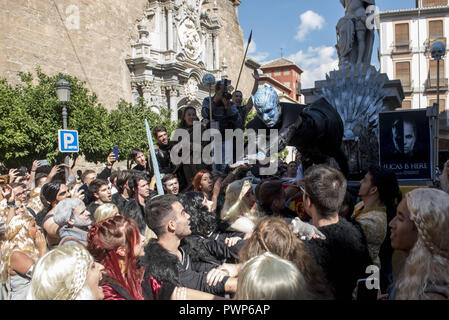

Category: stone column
[169, 87, 179, 122]
[167, 7, 174, 51]
[207, 33, 213, 70]
[213, 32, 219, 71]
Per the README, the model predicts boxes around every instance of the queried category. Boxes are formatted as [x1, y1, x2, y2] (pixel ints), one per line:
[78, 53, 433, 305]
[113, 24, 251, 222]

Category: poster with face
[379, 109, 431, 180]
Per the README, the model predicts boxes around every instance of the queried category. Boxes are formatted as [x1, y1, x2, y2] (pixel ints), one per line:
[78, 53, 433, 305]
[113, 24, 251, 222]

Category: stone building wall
[0, 0, 149, 109]
[0, 0, 255, 109]
[0, 0, 255, 172]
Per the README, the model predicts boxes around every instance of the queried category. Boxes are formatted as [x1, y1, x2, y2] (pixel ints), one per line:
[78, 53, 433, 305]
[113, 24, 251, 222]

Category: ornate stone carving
[140, 81, 154, 93]
[169, 86, 179, 97]
[178, 18, 202, 60]
[184, 77, 199, 101]
[174, 0, 202, 22]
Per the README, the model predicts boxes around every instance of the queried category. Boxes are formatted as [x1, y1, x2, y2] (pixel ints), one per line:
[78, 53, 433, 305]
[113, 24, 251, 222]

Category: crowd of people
[0, 80, 449, 301]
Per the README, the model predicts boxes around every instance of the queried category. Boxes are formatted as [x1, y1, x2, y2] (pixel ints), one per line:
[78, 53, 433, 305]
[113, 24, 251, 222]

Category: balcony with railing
[425, 37, 447, 50]
[392, 41, 411, 54]
[425, 77, 449, 92]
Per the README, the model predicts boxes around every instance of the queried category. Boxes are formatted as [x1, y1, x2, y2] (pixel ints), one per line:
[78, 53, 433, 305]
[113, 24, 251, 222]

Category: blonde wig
[27, 244, 96, 300]
[395, 188, 449, 300]
[94, 203, 119, 223]
[221, 179, 260, 224]
[235, 252, 310, 300]
[0, 214, 40, 283]
[238, 216, 334, 299]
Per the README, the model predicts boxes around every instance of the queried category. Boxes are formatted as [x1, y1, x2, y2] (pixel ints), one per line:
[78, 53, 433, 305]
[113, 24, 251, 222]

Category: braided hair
[395, 188, 449, 300]
[27, 245, 96, 300]
[87, 216, 144, 300]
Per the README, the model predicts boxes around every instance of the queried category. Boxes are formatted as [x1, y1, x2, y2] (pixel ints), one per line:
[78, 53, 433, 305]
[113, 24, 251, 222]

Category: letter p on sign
[58, 130, 79, 152]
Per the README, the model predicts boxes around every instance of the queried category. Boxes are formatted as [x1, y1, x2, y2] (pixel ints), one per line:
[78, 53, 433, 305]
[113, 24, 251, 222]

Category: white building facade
[379, 0, 449, 114]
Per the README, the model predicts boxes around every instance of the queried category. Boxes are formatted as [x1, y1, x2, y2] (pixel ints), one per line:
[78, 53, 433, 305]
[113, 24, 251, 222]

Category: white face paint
[253, 87, 282, 128]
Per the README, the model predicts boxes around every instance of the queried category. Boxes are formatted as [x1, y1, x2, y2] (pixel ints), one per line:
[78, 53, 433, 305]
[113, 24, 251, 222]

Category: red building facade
[260, 58, 303, 102]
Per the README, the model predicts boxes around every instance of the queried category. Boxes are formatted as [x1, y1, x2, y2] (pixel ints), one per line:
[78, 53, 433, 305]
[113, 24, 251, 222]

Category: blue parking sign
[58, 130, 79, 152]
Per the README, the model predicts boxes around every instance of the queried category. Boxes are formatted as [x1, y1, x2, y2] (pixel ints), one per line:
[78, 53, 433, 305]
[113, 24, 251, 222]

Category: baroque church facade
[0, 0, 255, 121]
[127, 0, 230, 121]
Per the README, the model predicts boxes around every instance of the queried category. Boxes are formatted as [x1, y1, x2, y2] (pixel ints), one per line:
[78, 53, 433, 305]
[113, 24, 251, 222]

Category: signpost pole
[62, 102, 69, 179]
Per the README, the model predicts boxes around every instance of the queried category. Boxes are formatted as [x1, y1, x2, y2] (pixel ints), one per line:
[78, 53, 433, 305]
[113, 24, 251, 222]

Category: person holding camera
[232, 69, 260, 129]
[201, 80, 243, 172]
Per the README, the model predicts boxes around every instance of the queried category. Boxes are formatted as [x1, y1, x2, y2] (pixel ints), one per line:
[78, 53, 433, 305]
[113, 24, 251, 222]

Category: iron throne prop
[315, 64, 391, 176]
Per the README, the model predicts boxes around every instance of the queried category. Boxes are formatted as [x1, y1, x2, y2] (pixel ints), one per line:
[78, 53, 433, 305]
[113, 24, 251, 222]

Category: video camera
[221, 78, 232, 100]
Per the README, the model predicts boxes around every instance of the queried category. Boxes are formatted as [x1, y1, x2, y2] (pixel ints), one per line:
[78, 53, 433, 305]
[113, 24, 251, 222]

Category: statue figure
[336, 0, 376, 66]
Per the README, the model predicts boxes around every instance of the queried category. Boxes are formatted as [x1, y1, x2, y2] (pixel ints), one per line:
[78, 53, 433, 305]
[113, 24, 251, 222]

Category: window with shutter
[396, 62, 411, 87]
[429, 20, 444, 40]
[402, 100, 412, 110]
[395, 23, 409, 46]
[429, 60, 445, 80]
[430, 98, 447, 113]
[421, 0, 447, 8]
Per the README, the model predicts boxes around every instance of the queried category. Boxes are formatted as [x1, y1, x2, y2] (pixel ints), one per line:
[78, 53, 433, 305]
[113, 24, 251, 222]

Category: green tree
[108, 99, 177, 168]
[0, 67, 111, 167]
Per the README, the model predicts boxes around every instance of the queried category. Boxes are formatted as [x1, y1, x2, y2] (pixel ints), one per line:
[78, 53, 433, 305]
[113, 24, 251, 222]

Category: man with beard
[53, 197, 93, 247]
[152, 126, 176, 175]
[141, 195, 238, 296]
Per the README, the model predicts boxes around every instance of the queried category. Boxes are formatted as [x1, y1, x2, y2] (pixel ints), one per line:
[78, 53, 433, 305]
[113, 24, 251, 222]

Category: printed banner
[379, 109, 431, 180]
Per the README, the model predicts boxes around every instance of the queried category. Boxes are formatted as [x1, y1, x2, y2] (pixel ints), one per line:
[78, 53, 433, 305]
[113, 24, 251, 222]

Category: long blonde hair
[395, 188, 449, 300]
[27, 245, 96, 300]
[1, 214, 40, 283]
[221, 179, 260, 224]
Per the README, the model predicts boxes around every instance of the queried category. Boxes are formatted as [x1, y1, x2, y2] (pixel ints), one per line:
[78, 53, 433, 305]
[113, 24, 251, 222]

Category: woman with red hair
[193, 169, 223, 213]
[87, 215, 145, 300]
[88, 215, 227, 300]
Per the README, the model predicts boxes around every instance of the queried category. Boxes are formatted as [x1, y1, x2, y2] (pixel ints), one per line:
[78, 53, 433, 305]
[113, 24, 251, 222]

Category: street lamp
[430, 41, 446, 184]
[55, 77, 71, 130]
[55, 76, 72, 173]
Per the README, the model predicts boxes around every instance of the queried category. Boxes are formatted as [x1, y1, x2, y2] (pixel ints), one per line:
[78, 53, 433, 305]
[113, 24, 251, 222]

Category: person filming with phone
[202, 80, 243, 173]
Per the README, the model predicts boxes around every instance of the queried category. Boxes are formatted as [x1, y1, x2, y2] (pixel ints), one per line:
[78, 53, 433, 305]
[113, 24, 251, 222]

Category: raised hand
[206, 268, 227, 287]
[71, 183, 85, 200]
[8, 169, 19, 184]
[35, 230, 47, 255]
[1, 184, 14, 203]
[106, 152, 117, 167]
[224, 237, 242, 247]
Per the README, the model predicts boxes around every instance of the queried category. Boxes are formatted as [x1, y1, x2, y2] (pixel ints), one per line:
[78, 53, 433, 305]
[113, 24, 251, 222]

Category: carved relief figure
[336, 0, 375, 66]
[179, 18, 202, 60]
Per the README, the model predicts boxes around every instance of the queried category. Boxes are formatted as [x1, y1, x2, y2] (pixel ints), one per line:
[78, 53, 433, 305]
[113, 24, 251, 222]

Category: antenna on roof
[281, 47, 283, 58]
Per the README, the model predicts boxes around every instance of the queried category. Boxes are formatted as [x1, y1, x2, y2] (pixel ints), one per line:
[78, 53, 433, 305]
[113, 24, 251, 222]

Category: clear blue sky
[239, 0, 415, 88]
